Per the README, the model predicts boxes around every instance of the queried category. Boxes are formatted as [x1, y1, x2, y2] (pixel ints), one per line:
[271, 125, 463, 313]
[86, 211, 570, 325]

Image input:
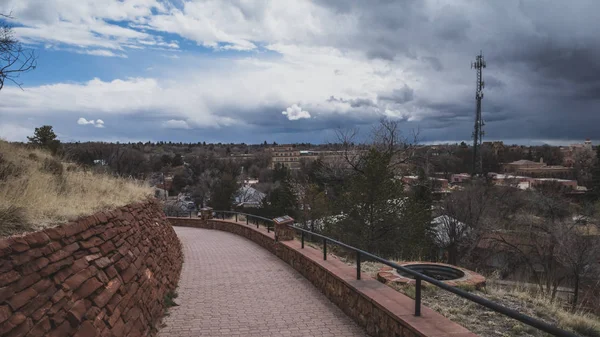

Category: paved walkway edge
[168, 218, 479, 337]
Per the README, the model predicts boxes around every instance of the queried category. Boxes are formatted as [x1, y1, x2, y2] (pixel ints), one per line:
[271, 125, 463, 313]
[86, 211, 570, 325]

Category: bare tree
[573, 146, 596, 187]
[555, 223, 600, 309]
[434, 181, 502, 265]
[1, 13, 37, 90]
[491, 187, 573, 300]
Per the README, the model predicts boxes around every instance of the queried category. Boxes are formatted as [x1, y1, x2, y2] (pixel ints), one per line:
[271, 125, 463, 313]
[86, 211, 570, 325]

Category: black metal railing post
[356, 251, 361, 280]
[323, 238, 327, 260]
[301, 231, 305, 248]
[415, 277, 422, 317]
[235, 213, 238, 222]
[246, 216, 248, 225]
[256, 218, 259, 229]
[267, 222, 270, 233]
[189, 211, 192, 218]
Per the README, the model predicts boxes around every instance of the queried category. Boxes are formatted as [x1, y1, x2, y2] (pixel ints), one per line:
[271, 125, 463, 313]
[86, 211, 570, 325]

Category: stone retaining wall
[0, 199, 183, 337]
[169, 217, 477, 337]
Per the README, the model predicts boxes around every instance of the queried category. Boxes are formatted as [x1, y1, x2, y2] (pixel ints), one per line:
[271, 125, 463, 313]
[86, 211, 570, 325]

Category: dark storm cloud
[310, 0, 600, 142]
[327, 96, 377, 108]
[378, 85, 414, 104]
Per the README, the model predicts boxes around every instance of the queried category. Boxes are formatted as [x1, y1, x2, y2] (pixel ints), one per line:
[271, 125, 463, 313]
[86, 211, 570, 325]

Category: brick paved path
[158, 227, 367, 337]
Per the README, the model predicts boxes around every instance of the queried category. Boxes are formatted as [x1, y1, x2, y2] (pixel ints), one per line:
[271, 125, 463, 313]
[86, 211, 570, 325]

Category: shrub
[41, 157, 64, 176]
[0, 205, 32, 237]
[0, 154, 19, 180]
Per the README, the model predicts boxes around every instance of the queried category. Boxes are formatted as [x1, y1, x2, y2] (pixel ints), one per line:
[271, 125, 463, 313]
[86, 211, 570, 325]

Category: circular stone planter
[377, 262, 486, 289]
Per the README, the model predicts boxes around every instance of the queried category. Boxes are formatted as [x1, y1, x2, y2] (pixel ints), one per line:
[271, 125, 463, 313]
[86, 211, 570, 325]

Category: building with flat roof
[502, 158, 572, 178]
[269, 146, 349, 169]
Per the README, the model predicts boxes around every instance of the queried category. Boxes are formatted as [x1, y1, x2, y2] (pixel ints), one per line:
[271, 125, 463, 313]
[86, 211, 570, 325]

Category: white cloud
[0, 124, 32, 142]
[1, 0, 176, 55]
[282, 104, 311, 121]
[77, 117, 105, 128]
[77, 117, 95, 125]
[77, 49, 128, 58]
[162, 119, 190, 129]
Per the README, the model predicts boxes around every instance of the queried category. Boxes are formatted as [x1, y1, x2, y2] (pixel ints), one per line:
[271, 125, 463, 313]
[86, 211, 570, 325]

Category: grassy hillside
[0, 140, 152, 237]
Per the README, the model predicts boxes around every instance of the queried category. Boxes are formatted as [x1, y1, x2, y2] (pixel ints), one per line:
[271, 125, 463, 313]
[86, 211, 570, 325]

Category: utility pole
[471, 51, 486, 176]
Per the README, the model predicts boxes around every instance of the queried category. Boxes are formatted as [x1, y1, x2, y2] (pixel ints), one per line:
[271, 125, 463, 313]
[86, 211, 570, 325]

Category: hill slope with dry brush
[0, 140, 152, 237]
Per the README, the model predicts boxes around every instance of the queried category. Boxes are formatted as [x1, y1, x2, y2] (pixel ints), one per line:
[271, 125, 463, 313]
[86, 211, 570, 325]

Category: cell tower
[471, 51, 486, 176]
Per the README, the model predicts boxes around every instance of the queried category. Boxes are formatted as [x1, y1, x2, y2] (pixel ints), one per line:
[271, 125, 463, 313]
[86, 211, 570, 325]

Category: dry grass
[341, 259, 600, 336]
[0, 140, 152, 237]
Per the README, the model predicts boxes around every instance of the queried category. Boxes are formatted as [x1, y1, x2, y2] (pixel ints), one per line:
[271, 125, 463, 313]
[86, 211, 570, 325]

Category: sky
[0, 0, 599, 145]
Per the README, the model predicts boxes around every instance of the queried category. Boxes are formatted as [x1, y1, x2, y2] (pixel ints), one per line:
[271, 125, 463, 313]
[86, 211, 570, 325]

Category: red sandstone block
[105, 266, 118, 279]
[48, 320, 73, 337]
[0, 285, 14, 303]
[84, 253, 102, 262]
[75, 277, 103, 298]
[44, 227, 66, 240]
[100, 228, 119, 241]
[5, 317, 32, 337]
[7, 287, 38, 311]
[40, 256, 73, 277]
[0, 260, 13, 274]
[67, 299, 87, 326]
[117, 244, 130, 256]
[99, 241, 116, 255]
[64, 266, 97, 291]
[73, 320, 98, 337]
[20, 292, 51, 316]
[24, 232, 51, 248]
[40, 241, 62, 256]
[96, 270, 109, 284]
[120, 264, 138, 283]
[105, 293, 121, 315]
[64, 221, 89, 238]
[0, 312, 25, 335]
[85, 306, 101, 320]
[96, 212, 108, 224]
[94, 257, 112, 269]
[0, 305, 11, 324]
[114, 258, 129, 272]
[77, 228, 97, 241]
[10, 252, 33, 267]
[80, 236, 105, 249]
[31, 301, 52, 321]
[47, 242, 80, 263]
[25, 316, 50, 336]
[51, 289, 66, 303]
[93, 278, 121, 308]
[8, 237, 30, 253]
[110, 317, 125, 336]
[107, 307, 121, 327]
[21, 257, 50, 275]
[0, 239, 12, 258]
[47, 297, 69, 317]
[0, 270, 20, 287]
[31, 278, 53, 293]
[14, 272, 41, 292]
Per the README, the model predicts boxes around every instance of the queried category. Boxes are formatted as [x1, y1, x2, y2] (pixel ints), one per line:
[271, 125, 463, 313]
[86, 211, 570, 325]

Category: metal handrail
[289, 225, 579, 337]
[163, 209, 578, 337]
[165, 209, 274, 233]
[213, 210, 274, 233]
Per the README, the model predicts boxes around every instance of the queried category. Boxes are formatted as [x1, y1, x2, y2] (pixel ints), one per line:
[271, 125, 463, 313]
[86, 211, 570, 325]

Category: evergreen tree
[333, 148, 405, 257]
[27, 125, 61, 154]
[591, 146, 600, 200]
[172, 153, 184, 167]
[209, 172, 239, 210]
[401, 168, 435, 259]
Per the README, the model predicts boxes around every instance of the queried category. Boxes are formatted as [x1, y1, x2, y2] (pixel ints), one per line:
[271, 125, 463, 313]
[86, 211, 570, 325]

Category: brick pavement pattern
[158, 227, 368, 337]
